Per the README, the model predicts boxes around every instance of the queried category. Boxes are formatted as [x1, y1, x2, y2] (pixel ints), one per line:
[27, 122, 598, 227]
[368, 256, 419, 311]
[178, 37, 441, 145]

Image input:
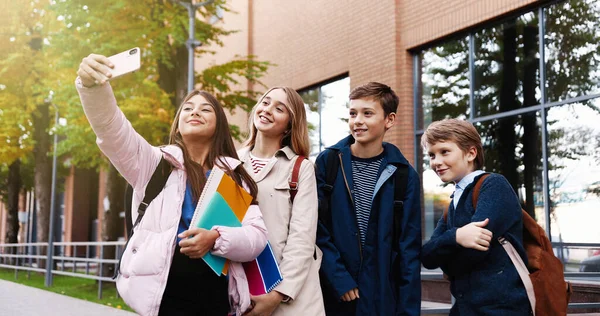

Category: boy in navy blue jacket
[315, 82, 422, 316]
[420, 119, 531, 315]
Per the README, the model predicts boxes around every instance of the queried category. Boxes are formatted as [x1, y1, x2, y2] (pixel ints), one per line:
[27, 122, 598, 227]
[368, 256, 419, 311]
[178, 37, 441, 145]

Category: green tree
[45, 0, 269, 277]
[0, 0, 63, 261]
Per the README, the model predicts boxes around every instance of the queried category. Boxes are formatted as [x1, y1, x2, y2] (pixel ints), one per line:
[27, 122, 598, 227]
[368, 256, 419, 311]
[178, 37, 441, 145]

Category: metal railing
[1, 241, 599, 313]
[0, 241, 126, 299]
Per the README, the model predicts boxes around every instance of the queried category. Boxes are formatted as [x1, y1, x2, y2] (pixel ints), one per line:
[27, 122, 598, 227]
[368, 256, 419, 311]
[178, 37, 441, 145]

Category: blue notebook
[242, 242, 283, 295]
[195, 192, 242, 275]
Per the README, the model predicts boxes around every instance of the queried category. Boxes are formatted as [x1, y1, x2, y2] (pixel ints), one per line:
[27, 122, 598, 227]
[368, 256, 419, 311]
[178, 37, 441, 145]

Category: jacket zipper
[338, 152, 363, 264]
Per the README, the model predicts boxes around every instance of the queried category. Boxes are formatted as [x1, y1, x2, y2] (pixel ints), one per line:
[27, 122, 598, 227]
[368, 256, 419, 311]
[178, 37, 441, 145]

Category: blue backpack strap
[318, 149, 340, 230]
[392, 164, 409, 252]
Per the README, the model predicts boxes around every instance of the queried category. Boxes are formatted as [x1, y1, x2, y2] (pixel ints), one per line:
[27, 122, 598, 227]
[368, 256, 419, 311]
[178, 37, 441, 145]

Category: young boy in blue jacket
[315, 82, 422, 315]
[420, 119, 531, 315]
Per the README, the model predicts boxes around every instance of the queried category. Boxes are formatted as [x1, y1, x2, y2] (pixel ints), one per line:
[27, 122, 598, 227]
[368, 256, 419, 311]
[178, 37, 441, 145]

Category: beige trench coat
[238, 146, 325, 316]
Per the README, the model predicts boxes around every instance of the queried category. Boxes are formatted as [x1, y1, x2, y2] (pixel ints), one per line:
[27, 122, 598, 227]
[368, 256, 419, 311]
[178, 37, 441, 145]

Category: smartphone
[107, 47, 141, 80]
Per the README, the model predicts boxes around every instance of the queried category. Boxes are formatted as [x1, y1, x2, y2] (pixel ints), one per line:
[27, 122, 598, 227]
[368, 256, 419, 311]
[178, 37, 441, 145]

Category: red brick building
[3, 0, 599, 309]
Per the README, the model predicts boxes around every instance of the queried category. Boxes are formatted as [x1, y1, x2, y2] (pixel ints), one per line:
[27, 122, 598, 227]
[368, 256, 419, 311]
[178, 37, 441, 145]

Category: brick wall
[196, 0, 543, 164]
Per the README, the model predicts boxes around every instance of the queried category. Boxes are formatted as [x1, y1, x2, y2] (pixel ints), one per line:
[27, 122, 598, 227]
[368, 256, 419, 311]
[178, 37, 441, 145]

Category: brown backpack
[471, 174, 572, 316]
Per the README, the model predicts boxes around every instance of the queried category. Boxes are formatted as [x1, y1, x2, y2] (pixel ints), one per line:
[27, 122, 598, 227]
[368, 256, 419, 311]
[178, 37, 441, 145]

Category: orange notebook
[190, 167, 253, 275]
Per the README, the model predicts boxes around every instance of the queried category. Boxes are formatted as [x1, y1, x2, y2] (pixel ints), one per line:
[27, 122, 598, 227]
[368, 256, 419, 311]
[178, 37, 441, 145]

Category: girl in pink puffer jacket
[76, 53, 268, 316]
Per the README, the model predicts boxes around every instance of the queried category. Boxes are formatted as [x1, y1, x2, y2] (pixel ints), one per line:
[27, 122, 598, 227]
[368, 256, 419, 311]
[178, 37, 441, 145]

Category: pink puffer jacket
[76, 79, 268, 316]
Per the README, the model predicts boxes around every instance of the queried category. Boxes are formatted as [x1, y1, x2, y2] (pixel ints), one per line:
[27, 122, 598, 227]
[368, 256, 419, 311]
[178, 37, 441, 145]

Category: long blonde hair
[243, 87, 310, 157]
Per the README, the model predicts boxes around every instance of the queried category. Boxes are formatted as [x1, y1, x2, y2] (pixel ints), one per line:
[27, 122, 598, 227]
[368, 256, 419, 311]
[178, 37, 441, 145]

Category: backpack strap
[318, 150, 340, 230]
[443, 173, 491, 223]
[471, 173, 536, 314]
[289, 156, 306, 204]
[132, 157, 172, 231]
[471, 173, 491, 208]
[116, 157, 171, 279]
[392, 164, 409, 252]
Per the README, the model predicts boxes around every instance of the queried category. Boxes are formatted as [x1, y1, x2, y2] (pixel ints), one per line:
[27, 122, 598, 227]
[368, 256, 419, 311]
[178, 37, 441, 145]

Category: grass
[0, 267, 132, 312]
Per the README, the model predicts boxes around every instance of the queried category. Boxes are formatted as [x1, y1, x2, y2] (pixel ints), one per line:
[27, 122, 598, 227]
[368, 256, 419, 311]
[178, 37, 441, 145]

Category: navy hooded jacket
[421, 173, 531, 315]
[315, 136, 422, 316]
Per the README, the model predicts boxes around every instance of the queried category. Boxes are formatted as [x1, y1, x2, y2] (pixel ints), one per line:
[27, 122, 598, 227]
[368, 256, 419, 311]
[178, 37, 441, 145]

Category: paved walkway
[0, 279, 136, 316]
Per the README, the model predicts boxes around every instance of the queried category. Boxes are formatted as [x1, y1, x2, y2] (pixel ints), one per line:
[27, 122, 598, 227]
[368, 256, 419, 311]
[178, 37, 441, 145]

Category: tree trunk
[100, 163, 126, 278]
[497, 22, 519, 192]
[158, 43, 189, 109]
[5, 159, 21, 265]
[522, 25, 539, 218]
[33, 102, 52, 268]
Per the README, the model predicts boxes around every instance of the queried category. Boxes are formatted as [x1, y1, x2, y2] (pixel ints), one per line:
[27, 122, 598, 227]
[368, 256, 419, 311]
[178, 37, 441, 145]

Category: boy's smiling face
[426, 140, 476, 183]
[348, 98, 395, 147]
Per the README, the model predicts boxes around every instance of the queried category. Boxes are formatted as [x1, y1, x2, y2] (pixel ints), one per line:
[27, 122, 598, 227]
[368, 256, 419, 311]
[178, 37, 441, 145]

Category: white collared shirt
[453, 170, 485, 208]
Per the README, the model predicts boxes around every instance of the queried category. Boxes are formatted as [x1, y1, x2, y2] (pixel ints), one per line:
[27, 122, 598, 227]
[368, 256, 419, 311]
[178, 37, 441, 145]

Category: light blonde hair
[243, 87, 310, 157]
[421, 118, 485, 169]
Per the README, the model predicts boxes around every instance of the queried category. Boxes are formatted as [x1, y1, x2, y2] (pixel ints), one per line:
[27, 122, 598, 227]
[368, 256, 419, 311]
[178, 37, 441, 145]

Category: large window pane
[547, 101, 600, 247]
[419, 37, 470, 130]
[474, 12, 541, 117]
[545, 0, 600, 102]
[321, 78, 350, 149]
[300, 87, 321, 156]
[300, 77, 350, 157]
[475, 111, 544, 222]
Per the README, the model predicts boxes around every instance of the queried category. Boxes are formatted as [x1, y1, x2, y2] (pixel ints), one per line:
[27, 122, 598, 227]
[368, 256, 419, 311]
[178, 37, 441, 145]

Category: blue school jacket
[421, 173, 531, 315]
[316, 135, 422, 316]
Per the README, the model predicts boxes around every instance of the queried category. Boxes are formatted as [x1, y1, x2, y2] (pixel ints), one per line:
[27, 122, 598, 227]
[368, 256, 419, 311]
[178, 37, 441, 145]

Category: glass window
[547, 100, 600, 243]
[473, 12, 541, 117]
[547, 100, 600, 270]
[475, 111, 544, 221]
[545, 0, 600, 102]
[300, 77, 350, 157]
[419, 37, 470, 130]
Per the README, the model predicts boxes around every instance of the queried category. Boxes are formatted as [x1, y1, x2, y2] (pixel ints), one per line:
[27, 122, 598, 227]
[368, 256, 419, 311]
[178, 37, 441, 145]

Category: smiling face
[176, 94, 217, 143]
[253, 88, 291, 139]
[348, 97, 395, 146]
[426, 140, 477, 183]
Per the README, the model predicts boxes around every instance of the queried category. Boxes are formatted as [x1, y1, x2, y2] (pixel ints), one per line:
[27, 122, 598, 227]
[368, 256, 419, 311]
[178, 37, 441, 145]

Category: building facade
[196, 0, 600, 305]
[2, 0, 598, 308]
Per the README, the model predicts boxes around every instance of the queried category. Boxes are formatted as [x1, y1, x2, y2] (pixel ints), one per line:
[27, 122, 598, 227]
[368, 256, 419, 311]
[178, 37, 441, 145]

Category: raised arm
[75, 54, 161, 190]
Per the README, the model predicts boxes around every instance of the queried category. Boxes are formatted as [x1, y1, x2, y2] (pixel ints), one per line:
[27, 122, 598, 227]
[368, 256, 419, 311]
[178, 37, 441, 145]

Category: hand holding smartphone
[107, 47, 141, 80]
[77, 47, 141, 87]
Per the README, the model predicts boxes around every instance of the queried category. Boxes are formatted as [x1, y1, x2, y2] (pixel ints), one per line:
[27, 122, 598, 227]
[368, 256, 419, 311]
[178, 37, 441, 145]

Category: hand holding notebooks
[190, 166, 253, 275]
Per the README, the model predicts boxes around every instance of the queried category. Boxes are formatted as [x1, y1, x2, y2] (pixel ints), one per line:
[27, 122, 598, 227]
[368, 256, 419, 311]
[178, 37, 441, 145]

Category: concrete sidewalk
[0, 279, 136, 316]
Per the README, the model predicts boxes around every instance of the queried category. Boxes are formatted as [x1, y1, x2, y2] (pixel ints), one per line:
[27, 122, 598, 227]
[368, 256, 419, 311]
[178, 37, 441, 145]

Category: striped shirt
[351, 152, 384, 246]
[249, 152, 271, 174]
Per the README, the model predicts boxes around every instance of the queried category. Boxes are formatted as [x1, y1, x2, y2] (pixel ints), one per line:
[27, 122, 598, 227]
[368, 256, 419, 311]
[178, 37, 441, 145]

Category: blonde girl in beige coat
[239, 87, 325, 316]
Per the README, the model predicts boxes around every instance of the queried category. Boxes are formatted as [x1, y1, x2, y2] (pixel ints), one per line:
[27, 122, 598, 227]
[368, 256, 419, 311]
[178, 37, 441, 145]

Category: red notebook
[242, 242, 283, 295]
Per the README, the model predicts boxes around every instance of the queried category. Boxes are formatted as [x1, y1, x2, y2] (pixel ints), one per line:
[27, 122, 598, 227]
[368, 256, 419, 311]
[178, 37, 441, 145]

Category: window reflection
[547, 101, 600, 249]
[474, 12, 540, 117]
[300, 77, 350, 157]
[545, 0, 600, 102]
[475, 112, 544, 221]
[419, 37, 470, 130]
[300, 87, 320, 156]
[321, 79, 350, 149]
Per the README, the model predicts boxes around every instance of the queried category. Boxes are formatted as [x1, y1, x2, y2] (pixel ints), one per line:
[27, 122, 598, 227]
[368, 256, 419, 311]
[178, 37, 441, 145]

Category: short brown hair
[421, 119, 485, 169]
[349, 82, 399, 116]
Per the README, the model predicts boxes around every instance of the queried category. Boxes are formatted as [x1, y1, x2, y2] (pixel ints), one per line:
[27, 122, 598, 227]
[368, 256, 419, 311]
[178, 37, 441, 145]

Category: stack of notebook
[190, 167, 283, 295]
